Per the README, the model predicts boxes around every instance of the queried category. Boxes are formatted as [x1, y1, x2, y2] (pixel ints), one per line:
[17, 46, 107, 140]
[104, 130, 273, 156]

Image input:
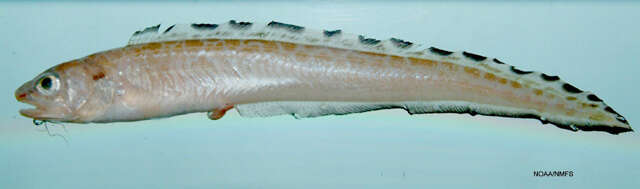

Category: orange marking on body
[224, 39, 242, 48]
[589, 113, 607, 121]
[162, 41, 179, 46]
[547, 94, 555, 99]
[534, 89, 543, 96]
[441, 62, 456, 71]
[411, 57, 436, 67]
[484, 73, 496, 81]
[173, 42, 184, 49]
[463, 67, 481, 77]
[566, 96, 577, 101]
[278, 40, 298, 51]
[92, 72, 105, 81]
[185, 40, 204, 47]
[510, 81, 522, 88]
[581, 103, 598, 108]
[499, 78, 508, 84]
[140, 42, 162, 51]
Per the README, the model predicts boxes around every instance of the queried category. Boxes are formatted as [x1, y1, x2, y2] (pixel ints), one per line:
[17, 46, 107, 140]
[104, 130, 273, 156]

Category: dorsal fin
[126, 21, 630, 130]
[126, 20, 427, 58]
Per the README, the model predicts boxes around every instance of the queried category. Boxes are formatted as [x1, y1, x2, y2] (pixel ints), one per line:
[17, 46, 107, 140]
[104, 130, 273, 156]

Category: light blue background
[1, 1, 638, 188]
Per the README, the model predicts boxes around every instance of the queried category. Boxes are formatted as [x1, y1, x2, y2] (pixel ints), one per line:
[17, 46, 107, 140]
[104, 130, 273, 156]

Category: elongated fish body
[15, 21, 632, 134]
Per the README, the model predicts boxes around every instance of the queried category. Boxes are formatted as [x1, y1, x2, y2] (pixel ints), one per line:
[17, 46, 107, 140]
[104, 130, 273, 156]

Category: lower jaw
[19, 108, 40, 119]
[19, 109, 65, 121]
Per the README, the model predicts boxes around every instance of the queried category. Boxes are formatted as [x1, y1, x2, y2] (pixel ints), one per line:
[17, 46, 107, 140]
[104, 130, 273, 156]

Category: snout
[15, 82, 41, 119]
[15, 82, 31, 102]
[16, 92, 27, 101]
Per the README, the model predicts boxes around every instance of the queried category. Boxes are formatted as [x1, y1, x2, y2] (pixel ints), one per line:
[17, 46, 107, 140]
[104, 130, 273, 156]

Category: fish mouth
[19, 105, 66, 121]
[19, 106, 42, 119]
[18, 100, 46, 119]
[17, 97, 65, 121]
[16, 84, 39, 119]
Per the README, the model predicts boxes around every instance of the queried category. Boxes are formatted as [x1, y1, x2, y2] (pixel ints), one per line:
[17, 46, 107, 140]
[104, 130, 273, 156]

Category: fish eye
[36, 75, 59, 95]
[41, 77, 52, 90]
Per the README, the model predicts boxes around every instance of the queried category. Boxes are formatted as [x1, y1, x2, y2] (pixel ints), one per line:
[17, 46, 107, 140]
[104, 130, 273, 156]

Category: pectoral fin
[207, 105, 234, 120]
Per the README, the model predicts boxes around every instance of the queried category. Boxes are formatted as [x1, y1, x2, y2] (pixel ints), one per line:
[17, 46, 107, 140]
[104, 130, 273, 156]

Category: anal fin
[235, 101, 406, 118]
[234, 101, 540, 120]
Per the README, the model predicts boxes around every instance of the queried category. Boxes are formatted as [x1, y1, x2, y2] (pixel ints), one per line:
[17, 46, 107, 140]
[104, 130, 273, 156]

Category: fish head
[15, 60, 100, 123]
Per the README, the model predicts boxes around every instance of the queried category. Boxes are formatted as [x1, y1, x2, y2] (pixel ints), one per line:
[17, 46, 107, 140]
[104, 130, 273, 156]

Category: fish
[14, 20, 632, 134]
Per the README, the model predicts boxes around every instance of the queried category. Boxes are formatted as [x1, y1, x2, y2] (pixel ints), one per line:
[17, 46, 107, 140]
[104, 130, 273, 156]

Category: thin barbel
[33, 119, 69, 145]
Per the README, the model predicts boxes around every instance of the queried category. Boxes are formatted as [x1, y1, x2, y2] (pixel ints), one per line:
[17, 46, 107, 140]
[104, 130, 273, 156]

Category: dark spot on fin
[429, 47, 453, 56]
[462, 51, 487, 61]
[191, 23, 218, 30]
[358, 35, 381, 45]
[604, 106, 629, 125]
[493, 58, 505, 64]
[229, 20, 252, 29]
[604, 106, 619, 115]
[133, 24, 160, 35]
[323, 30, 342, 37]
[267, 21, 304, 32]
[390, 38, 413, 48]
[366, 103, 632, 135]
[575, 125, 632, 135]
[539, 118, 549, 124]
[163, 25, 175, 33]
[616, 117, 629, 124]
[505, 114, 631, 135]
[562, 83, 583, 93]
[587, 94, 603, 102]
[541, 73, 560, 81]
[510, 66, 533, 75]
[452, 108, 630, 134]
